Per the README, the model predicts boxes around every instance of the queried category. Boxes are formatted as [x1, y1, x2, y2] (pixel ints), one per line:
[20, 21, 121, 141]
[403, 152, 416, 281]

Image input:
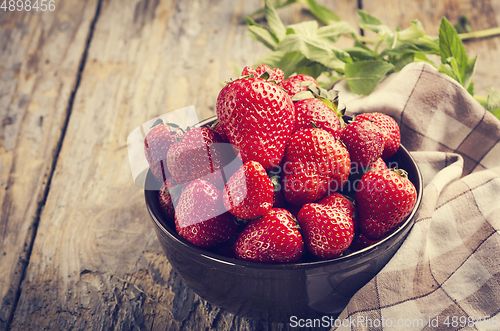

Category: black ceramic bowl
[145, 116, 423, 322]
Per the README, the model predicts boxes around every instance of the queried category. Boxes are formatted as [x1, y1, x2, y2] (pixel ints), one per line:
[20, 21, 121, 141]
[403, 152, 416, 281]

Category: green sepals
[310, 121, 318, 129]
[286, 213, 301, 230]
[392, 168, 409, 179]
[234, 216, 251, 226]
[260, 71, 271, 80]
[291, 82, 341, 115]
[151, 118, 164, 128]
[292, 90, 315, 101]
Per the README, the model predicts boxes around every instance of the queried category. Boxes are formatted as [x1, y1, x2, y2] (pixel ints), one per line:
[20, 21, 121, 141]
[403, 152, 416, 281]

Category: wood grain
[361, 0, 500, 96]
[0, 1, 99, 329]
[7, 0, 357, 330]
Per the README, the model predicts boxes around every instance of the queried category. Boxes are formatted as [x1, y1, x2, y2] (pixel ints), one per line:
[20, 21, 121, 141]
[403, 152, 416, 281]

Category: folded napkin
[332, 63, 500, 330]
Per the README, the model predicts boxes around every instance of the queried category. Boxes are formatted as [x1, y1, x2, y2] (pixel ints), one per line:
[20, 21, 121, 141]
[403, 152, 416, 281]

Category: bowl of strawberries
[144, 65, 423, 322]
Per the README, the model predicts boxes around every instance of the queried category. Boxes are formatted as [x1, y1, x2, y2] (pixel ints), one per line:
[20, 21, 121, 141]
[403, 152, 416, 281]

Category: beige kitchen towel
[332, 62, 500, 330]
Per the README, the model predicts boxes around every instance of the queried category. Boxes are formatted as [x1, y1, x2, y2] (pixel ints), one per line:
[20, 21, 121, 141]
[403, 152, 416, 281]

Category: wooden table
[1, 1, 499, 329]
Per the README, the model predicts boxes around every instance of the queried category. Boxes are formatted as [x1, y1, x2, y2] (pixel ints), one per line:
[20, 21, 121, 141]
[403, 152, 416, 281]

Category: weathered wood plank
[361, 0, 500, 96]
[9, 0, 358, 330]
[0, 1, 99, 329]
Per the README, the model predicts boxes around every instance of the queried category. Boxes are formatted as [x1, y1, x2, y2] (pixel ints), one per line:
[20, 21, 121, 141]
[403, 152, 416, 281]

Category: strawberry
[222, 161, 274, 219]
[211, 120, 230, 143]
[354, 112, 401, 159]
[297, 203, 354, 259]
[158, 177, 184, 222]
[175, 179, 237, 248]
[317, 192, 359, 233]
[282, 128, 350, 205]
[356, 168, 417, 240]
[234, 208, 304, 263]
[268, 170, 287, 208]
[292, 98, 342, 138]
[349, 233, 379, 252]
[340, 119, 384, 170]
[242, 64, 284, 85]
[367, 157, 388, 171]
[280, 74, 319, 98]
[144, 119, 184, 182]
[216, 68, 295, 171]
[166, 127, 234, 190]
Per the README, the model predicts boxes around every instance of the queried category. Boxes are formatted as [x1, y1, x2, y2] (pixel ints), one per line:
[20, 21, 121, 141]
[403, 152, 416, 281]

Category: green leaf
[306, 0, 339, 25]
[463, 55, 477, 92]
[388, 53, 414, 72]
[286, 21, 319, 37]
[485, 87, 500, 111]
[264, 0, 287, 41]
[413, 53, 438, 68]
[357, 9, 392, 36]
[295, 63, 330, 79]
[397, 20, 426, 41]
[246, 17, 279, 50]
[277, 34, 350, 71]
[439, 60, 462, 85]
[467, 80, 475, 95]
[344, 46, 377, 61]
[345, 60, 394, 95]
[439, 17, 468, 80]
[253, 50, 287, 68]
[317, 21, 358, 41]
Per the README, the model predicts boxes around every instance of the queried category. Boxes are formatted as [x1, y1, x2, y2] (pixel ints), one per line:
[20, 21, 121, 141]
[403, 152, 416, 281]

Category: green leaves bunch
[246, 0, 500, 118]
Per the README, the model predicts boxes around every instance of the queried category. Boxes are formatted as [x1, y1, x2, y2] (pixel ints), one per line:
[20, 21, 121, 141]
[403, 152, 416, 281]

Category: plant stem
[459, 27, 500, 41]
[474, 95, 488, 104]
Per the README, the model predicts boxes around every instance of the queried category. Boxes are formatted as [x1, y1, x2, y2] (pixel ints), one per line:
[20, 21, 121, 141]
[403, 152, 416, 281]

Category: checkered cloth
[331, 63, 500, 330]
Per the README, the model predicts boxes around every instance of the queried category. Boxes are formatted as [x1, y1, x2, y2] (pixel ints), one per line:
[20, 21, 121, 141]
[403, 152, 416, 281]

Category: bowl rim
[146, 117, 423, 270]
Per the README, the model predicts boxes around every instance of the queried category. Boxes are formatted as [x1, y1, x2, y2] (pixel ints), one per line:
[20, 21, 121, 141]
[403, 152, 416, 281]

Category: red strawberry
[268, 171, 287, 208]
[158, 177, 184, 222]
[175, 179, 237, 248]
[222, 161, 274, 219]
[280, 74, 319, 98]
[234, 208, 304, 263]
[317, 192, 359, 233]
[216, 72, 295, 171]
[282, 128, 350, 205]
[166, 127, 234, 190]
[349, 233, 379, 251]
[355, 113, 401, 159]
[340, 120, 384, 170]
[297, 203, 354, 259]
[241, 64, 284, 85]
[367, 157, 388, 171]
[144, 120, 184, 182]
[292, 98, 342, 138]
[356, 168, 417, 240]
[211, 120, 230, 143]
